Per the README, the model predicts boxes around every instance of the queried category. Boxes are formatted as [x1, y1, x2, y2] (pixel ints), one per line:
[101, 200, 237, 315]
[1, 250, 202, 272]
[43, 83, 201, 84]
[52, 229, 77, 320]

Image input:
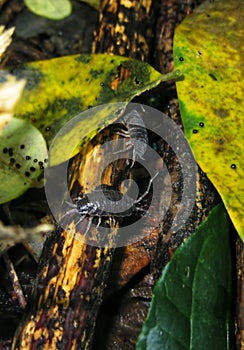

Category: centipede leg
[135, 172, 159, 203]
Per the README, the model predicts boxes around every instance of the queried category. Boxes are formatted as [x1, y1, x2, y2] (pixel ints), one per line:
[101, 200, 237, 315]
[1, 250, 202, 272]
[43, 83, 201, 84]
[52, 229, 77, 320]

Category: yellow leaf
[12, 54, 180, 164]
[174, 0, 244, 240]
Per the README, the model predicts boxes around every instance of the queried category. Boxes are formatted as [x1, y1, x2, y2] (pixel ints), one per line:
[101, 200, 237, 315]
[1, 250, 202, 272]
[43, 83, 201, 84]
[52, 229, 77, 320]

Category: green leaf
[136, 204, 233, 350]
[48, 102, 127, 166]
[12, 54, 180, 165]
[24, 0, 72, 20]
[0, 118, 48, 204]
[173, 0, 244, 241]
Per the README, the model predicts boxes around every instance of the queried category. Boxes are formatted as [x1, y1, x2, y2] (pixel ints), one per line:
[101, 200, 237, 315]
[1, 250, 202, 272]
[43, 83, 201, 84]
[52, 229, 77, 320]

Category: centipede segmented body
[116, 105, 148, 166]
[61, 172, 158, 233]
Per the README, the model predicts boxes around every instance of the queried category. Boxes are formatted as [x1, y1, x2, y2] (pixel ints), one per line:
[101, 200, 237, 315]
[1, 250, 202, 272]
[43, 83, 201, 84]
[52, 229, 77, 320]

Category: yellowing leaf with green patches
[11, 54, 180, 164]
[174, 0, 244, 241]
[0, 118, 48, 204]
[48, 102, 127, 166]
[80, 0, 100, 10]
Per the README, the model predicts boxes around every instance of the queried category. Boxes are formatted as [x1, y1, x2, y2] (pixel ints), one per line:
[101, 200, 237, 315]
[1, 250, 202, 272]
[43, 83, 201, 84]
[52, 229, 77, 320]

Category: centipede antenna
[65, 200, 76, 208]
[60, 207, 79, 223]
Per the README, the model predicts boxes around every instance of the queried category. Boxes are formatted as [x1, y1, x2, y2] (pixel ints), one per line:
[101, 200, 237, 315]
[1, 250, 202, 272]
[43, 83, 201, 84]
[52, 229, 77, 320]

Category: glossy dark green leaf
[137, 205, 233, 350]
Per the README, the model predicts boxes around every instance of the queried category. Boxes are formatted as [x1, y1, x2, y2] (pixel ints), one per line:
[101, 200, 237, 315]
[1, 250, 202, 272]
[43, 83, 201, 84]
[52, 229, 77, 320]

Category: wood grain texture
[92, 0, 158, 62]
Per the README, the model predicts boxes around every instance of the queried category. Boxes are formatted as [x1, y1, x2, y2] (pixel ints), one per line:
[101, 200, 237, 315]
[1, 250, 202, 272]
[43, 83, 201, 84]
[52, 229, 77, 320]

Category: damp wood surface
[11, 128, 123, 349]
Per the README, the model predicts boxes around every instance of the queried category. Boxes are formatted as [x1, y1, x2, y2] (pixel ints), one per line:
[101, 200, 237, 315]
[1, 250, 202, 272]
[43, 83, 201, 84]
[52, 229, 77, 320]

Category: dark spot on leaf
[179, 57, 184, 62]
[201, 85, 204, 88]
[20, 144, 25, 149]
[8, 148, 13, 156]
[199, 122, 204, 127]
[213, 108, 229, 118]
[193, 129, 198, 134]
[25, 171, 30, 177]
[45, 126, 51, 131]
[90, 69, 104, 78]
[39, 161, 44, 170]
[69, 76, 75, 83]
[44, 158, 48, 163]
[30, 167, 36, 172]
[134, 77, 140, 84]
[217, 138, 225, 145]
[26, 156, 31, 160]
[88, 105, 93, 109]
[100, 82, 105, 87]
[209, 73, 218, 81]
[231, 164, 236, 169]
[16, 163, 21, 169]
[31, 117, 36, 123]
[34, 159, 38, 163]
[110, 59, 114, 63]
[75, 55, 91, 64]
[3, 147, 8, 153]
[198, 51, 202, 56]
[10, 158, 15, 163]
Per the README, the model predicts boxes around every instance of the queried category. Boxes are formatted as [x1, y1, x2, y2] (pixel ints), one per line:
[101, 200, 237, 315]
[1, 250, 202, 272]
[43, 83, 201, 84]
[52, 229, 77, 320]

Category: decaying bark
[12, 128, 123, 349]
[92, 0, 158, 62]
[12, 1, 159, 349]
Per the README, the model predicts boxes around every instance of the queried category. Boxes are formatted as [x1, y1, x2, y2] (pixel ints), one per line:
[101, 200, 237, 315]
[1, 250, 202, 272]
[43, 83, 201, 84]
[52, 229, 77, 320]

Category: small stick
[3, 252, 27, 309]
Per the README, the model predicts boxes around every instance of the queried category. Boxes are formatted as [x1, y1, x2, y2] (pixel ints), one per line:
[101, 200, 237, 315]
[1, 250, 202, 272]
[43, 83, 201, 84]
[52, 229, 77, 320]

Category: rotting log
[12, 1, 159, 349]
[11, 128, 123, 350]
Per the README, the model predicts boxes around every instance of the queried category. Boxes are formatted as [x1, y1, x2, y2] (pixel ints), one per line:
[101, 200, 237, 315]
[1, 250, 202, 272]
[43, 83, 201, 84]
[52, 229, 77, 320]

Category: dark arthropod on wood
[116, 105, 149, 167]
[61, 172, 158, 233]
